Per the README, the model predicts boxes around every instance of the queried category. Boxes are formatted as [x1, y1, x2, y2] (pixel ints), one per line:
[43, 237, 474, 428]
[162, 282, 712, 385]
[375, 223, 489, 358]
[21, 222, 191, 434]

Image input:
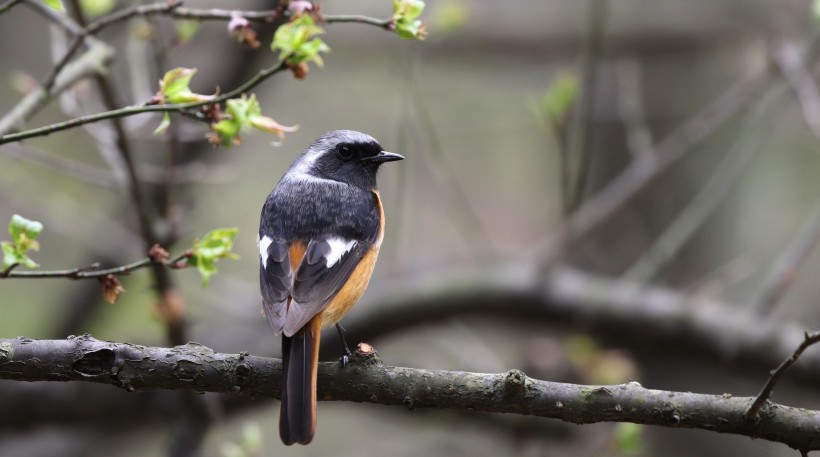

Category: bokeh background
[2, 0, 820, 456]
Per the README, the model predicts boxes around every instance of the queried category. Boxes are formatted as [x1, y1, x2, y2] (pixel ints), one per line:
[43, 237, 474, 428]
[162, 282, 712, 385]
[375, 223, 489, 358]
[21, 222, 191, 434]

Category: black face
[313, 141, 388, 189]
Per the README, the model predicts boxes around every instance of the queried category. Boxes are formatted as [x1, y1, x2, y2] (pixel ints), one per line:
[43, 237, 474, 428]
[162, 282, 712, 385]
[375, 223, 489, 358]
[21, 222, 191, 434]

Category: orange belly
[318, 246, 379, 328]
[289, 189, 385, 330]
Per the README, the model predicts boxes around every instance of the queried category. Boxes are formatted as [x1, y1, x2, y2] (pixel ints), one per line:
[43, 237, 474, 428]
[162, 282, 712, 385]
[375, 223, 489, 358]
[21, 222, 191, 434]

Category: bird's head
[287, 130, 404, 189]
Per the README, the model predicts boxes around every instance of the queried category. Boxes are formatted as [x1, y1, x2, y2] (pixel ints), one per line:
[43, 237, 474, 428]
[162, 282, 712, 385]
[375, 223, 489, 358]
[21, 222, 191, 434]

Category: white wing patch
[258, 235, 273, 269]
[325, 238, 357, 268]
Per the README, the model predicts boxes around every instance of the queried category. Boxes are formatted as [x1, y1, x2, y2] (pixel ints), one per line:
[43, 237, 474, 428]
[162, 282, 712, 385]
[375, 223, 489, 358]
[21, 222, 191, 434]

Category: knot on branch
[73, 348, 116, 377]
[661, 402, 682, 425]
[503, 369, 528, 394]
[350, 342, 382, 368]
[231, 353, 255, 393]
[0, 341, 12, 362]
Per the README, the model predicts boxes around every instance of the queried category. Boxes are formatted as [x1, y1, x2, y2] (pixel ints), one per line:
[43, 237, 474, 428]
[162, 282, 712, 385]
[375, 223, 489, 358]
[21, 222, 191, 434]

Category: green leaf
[225, 96, 254, 127]
[9, 214, 42, 252]
[2, 241, 18, 270]
[212, 119, 241, 147]
[3, 214, 42, 270]
[814, 0, 820, 21]
[530, 71, 579, 133]
[271, 14, 330, 68]
[542, 71, 579, 121]
[392, 0, 427, 39]
[175, 20, 200, 43]
[79, 0, 115, 18]
[614, 423, 644, 456]
[190, 228, 239, 286]
[160, 68, 196, 99]
[42, 0, 64, 11]
[156, 67, 214, 104]
[2, 241, 37, 270]
[209, 94, 296, 147]
[153, 112, 171, 136]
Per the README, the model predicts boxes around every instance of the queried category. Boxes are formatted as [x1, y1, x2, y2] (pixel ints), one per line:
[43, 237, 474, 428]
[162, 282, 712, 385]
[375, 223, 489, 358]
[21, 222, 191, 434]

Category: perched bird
[258, 130, 403, 445]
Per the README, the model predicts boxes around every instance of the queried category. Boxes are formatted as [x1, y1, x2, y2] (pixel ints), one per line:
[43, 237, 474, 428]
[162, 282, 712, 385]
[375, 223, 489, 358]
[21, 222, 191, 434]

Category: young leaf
[161, 68, 196, 99]
[9, 214, 43, 251]
[3, 214, 43, 270]
[392, 0, 427, 40]
[153, 112, 172, 136]
[156, 67, 214, 105]
[176, 20, 200, 44]
[2, 241, 21, 270]
[271, 14, 330, 71]
[42, 0, 64, 11]
[79, 0, 115, 18]
[208, 94, 296, 147]
[189, 228, 239, 286]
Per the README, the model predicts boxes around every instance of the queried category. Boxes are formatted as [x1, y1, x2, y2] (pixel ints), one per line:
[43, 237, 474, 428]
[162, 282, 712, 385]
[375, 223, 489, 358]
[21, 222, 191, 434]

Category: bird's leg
[336, 323, 353, 367]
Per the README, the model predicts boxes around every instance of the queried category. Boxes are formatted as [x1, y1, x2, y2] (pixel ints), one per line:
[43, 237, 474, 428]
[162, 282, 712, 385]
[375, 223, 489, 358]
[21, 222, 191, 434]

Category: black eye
[337, 145, 353, 160]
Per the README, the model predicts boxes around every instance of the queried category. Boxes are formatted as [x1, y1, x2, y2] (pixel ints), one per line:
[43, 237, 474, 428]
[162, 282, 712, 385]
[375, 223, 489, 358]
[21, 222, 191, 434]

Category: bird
[258, 130, 404, 445]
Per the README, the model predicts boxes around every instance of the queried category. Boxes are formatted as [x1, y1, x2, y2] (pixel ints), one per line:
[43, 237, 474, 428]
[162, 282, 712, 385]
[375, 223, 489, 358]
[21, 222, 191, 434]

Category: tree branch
[0, 0, 22, 16]
[0, 247, 188, 279]
[0, 6, 392, 146]
[2, 335, 820, 453]
[0, 41, 114, 136]
[621, 79, 788, 282]
[0, 59, 287, 145]
[746, 330, 820, 422]
[336, 265, 820, 387]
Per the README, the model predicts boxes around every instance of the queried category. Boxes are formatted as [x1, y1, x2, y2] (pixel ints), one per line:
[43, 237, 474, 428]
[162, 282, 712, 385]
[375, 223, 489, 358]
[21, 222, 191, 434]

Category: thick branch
[338, 265, 820, 387]
[1, 335, 820, 453]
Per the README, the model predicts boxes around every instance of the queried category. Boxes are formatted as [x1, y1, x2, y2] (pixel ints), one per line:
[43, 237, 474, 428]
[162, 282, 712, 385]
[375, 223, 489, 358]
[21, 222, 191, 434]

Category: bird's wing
[259, 236, 292, 334]
[281, 236, 372, 336]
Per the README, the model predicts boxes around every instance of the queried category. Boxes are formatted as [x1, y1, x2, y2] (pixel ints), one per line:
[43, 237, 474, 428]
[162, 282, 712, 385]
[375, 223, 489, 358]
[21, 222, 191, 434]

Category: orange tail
[279, 316, 321, 445]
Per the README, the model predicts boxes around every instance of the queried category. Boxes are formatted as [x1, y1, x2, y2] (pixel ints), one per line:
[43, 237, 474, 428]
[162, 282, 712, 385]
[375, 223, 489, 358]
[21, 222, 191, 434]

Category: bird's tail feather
[279, 317, 321, 445]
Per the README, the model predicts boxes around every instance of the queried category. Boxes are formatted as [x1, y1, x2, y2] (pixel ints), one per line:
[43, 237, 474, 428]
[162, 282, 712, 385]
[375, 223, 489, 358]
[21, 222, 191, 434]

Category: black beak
[363, 151, 404, 163]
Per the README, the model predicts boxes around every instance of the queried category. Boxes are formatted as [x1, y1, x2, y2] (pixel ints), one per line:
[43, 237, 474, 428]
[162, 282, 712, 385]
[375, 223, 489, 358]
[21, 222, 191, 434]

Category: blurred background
[2, 0, 820, 455]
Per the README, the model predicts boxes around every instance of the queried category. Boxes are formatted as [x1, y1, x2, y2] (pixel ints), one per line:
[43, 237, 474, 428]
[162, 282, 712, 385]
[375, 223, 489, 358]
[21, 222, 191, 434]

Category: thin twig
[0, 0, 22, 15]
[24, 0, 82, 34]
[774, 41, 820, 140]
[0, 6, 391, 145]
[615, 57, 654, 161]
[40, 1, 182, 93]
[751, 195, 820, 315]
[745, 330, 820, 422]
[621, 80, 788, 282]
[564, 0, 607, 213]
[0, 250, 189, 279]
[41, 36, 87, 93]
[2, 142, 119, 186]
[532, 68, 775, 265]
[84, 0, 182, 31]
[82, 3, 388, 34]
[0, 42, 114, 136]
[0, 1, 115, 136]
[0, 60, 287, 144]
